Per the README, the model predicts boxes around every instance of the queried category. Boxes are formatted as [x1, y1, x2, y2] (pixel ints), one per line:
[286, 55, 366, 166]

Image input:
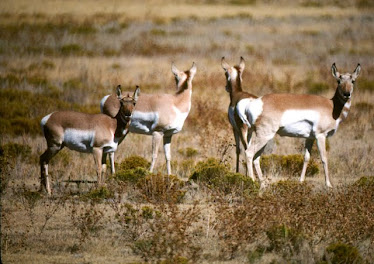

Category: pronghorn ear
[189, 62, 197, 78]
[239, 56, 245, 72]
[133, 85, 140, 102]
[116, 85, 122, 98]
[171, 62, 179, 77]
[352, 63, 361, 79]
[221, 57, 230, 71]
[331, 63, 340, 80]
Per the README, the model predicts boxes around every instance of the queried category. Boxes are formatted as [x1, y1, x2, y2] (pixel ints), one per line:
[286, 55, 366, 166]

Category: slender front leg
[109, 152, 115, 174]
[163, 135, 172, 175]
[101, 152, 107, 176]
[93, 147, 103, 186]
[233, 129, 241, 173]
[150, 131, 163, 173]
[40, 145, 61, 195]
[316, 135, 332, 188]
[300, 138, 315, 183]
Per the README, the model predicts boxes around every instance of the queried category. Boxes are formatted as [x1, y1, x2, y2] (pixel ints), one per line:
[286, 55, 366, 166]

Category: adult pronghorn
[100, 62, 196, 175]
[236, 63, 361, 188]
[40, 85, 140, 195]
[221, 57, 257, 173]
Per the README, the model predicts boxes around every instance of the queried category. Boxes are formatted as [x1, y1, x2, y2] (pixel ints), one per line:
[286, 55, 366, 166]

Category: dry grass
[1, 0, 374, 263]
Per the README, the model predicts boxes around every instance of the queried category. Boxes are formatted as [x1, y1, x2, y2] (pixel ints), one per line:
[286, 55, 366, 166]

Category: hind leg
[40, 145, 62, 195]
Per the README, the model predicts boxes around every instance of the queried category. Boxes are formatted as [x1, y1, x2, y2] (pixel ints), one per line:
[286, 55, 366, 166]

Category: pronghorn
[40, 85, 140, 195]
[100, 62, 196, 175]
[221, 57, 258, 173]
[236, 63, 361, 188]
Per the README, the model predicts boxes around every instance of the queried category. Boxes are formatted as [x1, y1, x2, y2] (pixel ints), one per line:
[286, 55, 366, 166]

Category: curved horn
[116, 85, 122, 98]
[221, 57, 230, 71]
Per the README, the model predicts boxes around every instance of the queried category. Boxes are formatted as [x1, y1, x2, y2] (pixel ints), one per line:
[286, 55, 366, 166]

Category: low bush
[119, 155, 150, 171]
[261, 154, 319, 178]
[138, 174, 186, 203]
[190, 158, 259, 195]
[322, 242, 364, 264]
[266, 224, 304, 259]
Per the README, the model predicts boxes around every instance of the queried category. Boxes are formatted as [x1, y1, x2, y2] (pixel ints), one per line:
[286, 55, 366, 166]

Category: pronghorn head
[171, 62, 197, 92]
[221, 56, 245, 93]
[331, 63, 361, 100]
[116, 85, 140, 123]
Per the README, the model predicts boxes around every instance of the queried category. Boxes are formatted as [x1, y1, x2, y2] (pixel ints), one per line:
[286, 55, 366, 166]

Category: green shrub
[353, 176, 374, 187]
[119, 155, 150, 171]
[261, 154, 319, 178]
[190, 158, 259, 194]
[178, 147, 198, 158]
[60, 44, 84, 56]
[138, 174, 186, 203]
[358, 78, 374, 92]
[83, 186, 114, 202]
[0, 142, 32, 162]
[323, 242, 364, 264]
[308, 82, 330, 94]
[266, 224, 304, 258]
[115, 167, 149, 184]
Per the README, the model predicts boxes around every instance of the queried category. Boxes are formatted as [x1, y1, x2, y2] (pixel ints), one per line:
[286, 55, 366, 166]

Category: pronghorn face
[332, 63, 361, 100]
[116, 85, 140, 123]
[221, 57, 245, 93]
[171, 62, 197, 91]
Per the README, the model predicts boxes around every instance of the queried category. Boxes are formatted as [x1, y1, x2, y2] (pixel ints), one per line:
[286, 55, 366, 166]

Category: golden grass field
[1, 0, 374, 263]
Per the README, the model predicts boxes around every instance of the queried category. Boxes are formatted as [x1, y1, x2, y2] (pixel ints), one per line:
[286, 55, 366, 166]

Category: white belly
[129, 111, 159, 135]
[63, 129, 95, 153]
[278, 110, 320, 138]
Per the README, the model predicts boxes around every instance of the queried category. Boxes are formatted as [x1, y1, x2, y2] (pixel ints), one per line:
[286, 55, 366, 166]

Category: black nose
[343, 92, 350, 98]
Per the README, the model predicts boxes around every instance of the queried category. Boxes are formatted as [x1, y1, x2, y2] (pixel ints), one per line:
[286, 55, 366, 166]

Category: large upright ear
[171, 62, 179, 77]
[331, 63, 340, 80]
[239, 56, 245, 72]
[221, 57, 230, 71]
[133, 85, 140, 102]
[352, 63, 361, 79]
[189, 62, 197, 78]
[116, 85, 122, 98]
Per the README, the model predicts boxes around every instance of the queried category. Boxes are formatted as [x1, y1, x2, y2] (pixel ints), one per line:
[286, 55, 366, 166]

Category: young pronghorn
[40, 85, 140, 195]
[236, 63, 361, 188]
[221, 57, 258, 173]
[100, 62, 196, 175]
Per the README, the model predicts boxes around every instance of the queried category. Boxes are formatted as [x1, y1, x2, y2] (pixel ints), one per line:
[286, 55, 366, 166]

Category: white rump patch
[236, 98, 263, 127]
[279, 110, 320, 138]
[63, 129, 96, 153]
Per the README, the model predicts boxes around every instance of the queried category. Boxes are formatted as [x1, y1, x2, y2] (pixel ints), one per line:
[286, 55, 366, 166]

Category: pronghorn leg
[300, 138, 315, 183]
[109, 152, 115, 175]
[163, 135, 172, 175]
[247, 133, 274, 187]
[233, 129, 241, 173]
[150, 131, 162, 173]
[93, 147, 103, 186]
[316, 135, 332, 188]
[40, 145, 61, 195]
[102, 152, 107, 176]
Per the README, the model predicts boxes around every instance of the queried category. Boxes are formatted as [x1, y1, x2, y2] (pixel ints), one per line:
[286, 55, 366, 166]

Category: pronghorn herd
[40, 59, 361, 194]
